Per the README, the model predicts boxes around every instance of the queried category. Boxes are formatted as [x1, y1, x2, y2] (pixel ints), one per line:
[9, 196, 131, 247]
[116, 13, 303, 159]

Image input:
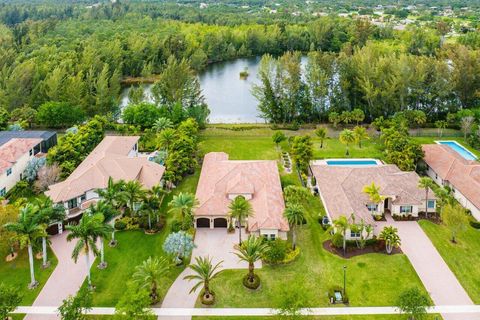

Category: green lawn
[419, 220, 480, 303]
[412, 136, 480, 158]
[192, 316, 441, 320]
[0, 247, 57, 305]
[87, 171, 200, 306]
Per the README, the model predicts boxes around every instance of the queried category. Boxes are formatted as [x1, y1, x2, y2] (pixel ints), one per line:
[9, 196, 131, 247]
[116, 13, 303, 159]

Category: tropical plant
[184, 256, 223, 305]
[114, 282, 155, 320]
[119, 180, 145, 217]
[332, 216, 349, 256]
[157, 128, 177, 151]
[66, 213, 111, 287]
[314, 127, 327, 148]
[353, 126, 369, 148]
[379, 226, 401, 254]
[96, 178, 125, 210]
[272, 131, 286, 150]
[442, 203, 469, 243]
[339, 129, 355, 156]
[234, 235, 269, 289]
[58, 286, 92, 320]
[84, 202, 115, 268]
[163, 231, 195, 264]
[132, 257, 170, 303]
[349, 216, 373, 250]
[0, 283, 23, 320]
[168, 192, 199, 230]
[434, 120, 447, 137]
[152, 117, 173, 132]
[418, 177, 435, 219]
[4, 204, 46, 288]
[228, 195, 254, 245]
[290, 135, 313, 174]
[362, 182, 384, 218]
[284, 203, 304, 250]
[283, 185, 310, 205]
[396, 287, 431, 320]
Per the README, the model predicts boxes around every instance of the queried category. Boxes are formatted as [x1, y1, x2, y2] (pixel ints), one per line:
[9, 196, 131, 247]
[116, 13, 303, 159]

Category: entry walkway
[25, 232, 96, 320]
[379, 217, 479, 320]
[161, 228, 258, 319]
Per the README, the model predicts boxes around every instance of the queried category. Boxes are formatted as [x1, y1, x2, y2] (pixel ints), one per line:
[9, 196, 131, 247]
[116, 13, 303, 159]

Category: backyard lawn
[0, 247, 57, 305]
[419, 220, 480, 304]
[86, 171, 200, 306]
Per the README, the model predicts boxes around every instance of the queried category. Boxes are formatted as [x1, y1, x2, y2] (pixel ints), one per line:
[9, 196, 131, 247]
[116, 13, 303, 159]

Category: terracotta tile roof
[311, 164, 433, 224]
[195, 152, 289, 232]
[45, 136, 165, 203]
[423, 144, 480, 211]
[0, 138, 42, 174]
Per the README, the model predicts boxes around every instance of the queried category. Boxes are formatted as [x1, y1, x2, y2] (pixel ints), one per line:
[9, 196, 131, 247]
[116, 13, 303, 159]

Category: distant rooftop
[0, 131, 56, 147]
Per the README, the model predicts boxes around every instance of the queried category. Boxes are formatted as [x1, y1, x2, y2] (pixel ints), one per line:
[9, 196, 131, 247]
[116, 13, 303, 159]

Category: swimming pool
[436, 141, 478, 161]
[326, 159, 379, 166]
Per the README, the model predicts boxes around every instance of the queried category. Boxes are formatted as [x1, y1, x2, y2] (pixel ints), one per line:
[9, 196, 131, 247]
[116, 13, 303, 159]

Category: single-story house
[0, 138, 43, 196]
[422, 144, 480, 220]
[194, 152, 289, 240]
[45, 136, 165, 223]
[310, 161, 436, 239]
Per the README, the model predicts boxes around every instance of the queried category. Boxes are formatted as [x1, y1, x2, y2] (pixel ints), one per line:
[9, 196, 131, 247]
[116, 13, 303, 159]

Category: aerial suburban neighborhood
[0, 0, 480, 320]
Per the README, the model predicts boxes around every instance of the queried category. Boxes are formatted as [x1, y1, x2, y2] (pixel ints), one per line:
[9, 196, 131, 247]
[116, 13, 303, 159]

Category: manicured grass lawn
[87, 171, 200, 306]
[197, 193, 429, 308]
[419, 220, 480, 303]
[199, 135, 278, 160]
[311, 137, 383, 159]
[0, 247, 57, 305]
[192, 316, 441, 320]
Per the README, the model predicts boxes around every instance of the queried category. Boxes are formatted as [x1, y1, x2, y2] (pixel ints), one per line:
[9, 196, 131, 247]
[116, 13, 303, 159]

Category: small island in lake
[239, 67, 249, 80]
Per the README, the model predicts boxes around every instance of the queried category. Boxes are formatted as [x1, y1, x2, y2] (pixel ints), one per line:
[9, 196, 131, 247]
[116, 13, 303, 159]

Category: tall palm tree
[168, 192, 199, 228]
[234, 235, 268, 287]
[34, 197, 66, 268]
[362, 182, 385, 218]
[97, 178, 125, 210]
[379, 226, 401, 254]
[140, 196, 157, 231]
[284, 203, 304, 250]
[149, 184, 168, 223]
[353, 126, 369, 148]
[119, 180, 145, 217]
[418, 177, 435, 219]
[85, 202, 115, 268]
[66, 213, 111, 287]
[315, 127, 327, 148]
[228, 196, 254, 245]
[157, 128, 177, 151]
[184, 256, 223, 303]
[339, 129, 355, 156]
[333, 216, 349, 256]
[4, 204, 46, 288]
[132, 256, 170, 303]
[152, 117, 173, 132]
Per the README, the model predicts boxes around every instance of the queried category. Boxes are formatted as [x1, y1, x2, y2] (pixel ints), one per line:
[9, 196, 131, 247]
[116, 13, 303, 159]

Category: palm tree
[435, 120, 447, 138]
[34, 198, 66, 268]
[152, 117, 173, 132]
[228, 195, 254, 245]
[140, 196, 157, 231]
[418, 177, 435, 219]
[168, 192, 199, 228]
[157, 128, 176, 151]
[379, 226, 401, 254]
[66, 213, 111, 287]
[132, 256, 170, 303]
[149, 184, 168, 223]
[353, 126, 369, 148]
[339, 129, 355, 156]
[85, 202, 115, 268]
[184, 256, 223, 303]
[362, 182, 385, 218]
[119, 180, 145, 217]
[315, 127, 327, 148]
[97, 178, 125, 210]
[4, 204, 46, 289]
[333, 216, 349, 256]
[284, 203, 304, 250]
[234, 236, 268, 288]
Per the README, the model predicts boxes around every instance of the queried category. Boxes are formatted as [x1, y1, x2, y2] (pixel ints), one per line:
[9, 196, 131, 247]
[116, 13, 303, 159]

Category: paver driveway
[25, 231, 96, 320]
[161, 228, 259, 319]
[379, 217, 479, 320]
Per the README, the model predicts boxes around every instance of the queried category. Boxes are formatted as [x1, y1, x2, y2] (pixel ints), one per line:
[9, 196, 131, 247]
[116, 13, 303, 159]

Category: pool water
[326, 160, 378, 166]
[437, 141, 478, 161]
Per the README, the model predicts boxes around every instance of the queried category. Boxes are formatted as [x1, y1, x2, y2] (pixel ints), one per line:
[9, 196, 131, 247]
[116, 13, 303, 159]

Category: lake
[119, 56, 307, 124]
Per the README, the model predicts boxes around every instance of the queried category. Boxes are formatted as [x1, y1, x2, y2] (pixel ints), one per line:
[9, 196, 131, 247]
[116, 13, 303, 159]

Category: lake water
[119, 56, 307, 124]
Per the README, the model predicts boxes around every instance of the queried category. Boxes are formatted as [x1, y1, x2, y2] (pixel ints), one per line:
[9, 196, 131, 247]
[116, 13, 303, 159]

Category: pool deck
[435, 140, 478, 161]
[311, 158, 383, 166]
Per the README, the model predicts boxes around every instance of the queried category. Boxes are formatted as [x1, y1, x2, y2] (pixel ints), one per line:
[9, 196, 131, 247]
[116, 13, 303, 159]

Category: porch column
[210, 218, 214, 229]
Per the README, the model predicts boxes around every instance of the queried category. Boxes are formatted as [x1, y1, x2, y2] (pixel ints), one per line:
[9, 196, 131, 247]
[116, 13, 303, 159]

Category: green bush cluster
[263, 239, 300, 265]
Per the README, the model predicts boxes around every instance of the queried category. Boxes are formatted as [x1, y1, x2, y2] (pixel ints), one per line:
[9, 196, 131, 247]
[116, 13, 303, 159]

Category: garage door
[196, 218, 210, 228]
[214, 218, 228, 228]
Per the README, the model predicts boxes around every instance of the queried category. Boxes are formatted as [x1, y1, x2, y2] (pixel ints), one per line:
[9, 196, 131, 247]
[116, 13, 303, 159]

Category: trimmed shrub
[331, 232, 344, 248]
[470, 220, 480, 229]
[170, 219, 183, 232]
[263, 239, 287, 264]
[114, 220, 127, 230]
[243, 274, 260, 290]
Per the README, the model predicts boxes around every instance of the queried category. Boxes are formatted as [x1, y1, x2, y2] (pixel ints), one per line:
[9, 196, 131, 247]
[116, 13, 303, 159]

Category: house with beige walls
[194, 152, 289, 240]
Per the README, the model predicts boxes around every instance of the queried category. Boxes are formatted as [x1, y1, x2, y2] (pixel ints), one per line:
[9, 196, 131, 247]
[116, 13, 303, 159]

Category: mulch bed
[323, 240, 402, 259]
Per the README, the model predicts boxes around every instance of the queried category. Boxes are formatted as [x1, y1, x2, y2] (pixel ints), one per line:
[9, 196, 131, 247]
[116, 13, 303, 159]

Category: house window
[29, 149, 33, 156]
[350, 231, 361, 238]
[0, 188, 5, 196]
[366, 204, 378, 212]
[6, 168, 12, 176]
[80, 194, 86, 202]
[452, 187, 456, 194]
[67, 198, 78, 209]
[427, 200, 435, 209]
[400, 206, 413, 214]
[435, 174, 438, 180]
[270, 234, 276, 241]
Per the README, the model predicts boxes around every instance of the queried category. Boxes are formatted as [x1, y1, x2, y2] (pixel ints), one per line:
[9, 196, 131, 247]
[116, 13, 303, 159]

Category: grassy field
[0, 247, 57, 305]
[86, 171, 200, 306]
[419, 220, 480, 304]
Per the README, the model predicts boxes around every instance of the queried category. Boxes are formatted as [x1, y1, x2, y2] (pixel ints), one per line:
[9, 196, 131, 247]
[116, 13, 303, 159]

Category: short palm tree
[184, 256, 223, 304]
[157, 128, 176, 151]
[85, 202, 115, 268]
[140, 196, 157, 231]
[66, 213, 111, 287]
[315, 127, 327, 148]
[339, 129, 355, 156]
[119, 180, 145, 217]
[284, 203, 304, 250]
[168, 192, 199, 229]
[152, 117, 173, 132]
[4, 204, 46, 288]
[333, 215, 349, 256]
[97, 178, 125, 210]
[379, 226, 401, 254]
[353, 126, 369, 148]
[132, 256, 170, 303]
[228, 196, 254, 245]
[362, 182, 385, 218]
[234, 235, 268, 288]
[418, 177, 435, 219]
